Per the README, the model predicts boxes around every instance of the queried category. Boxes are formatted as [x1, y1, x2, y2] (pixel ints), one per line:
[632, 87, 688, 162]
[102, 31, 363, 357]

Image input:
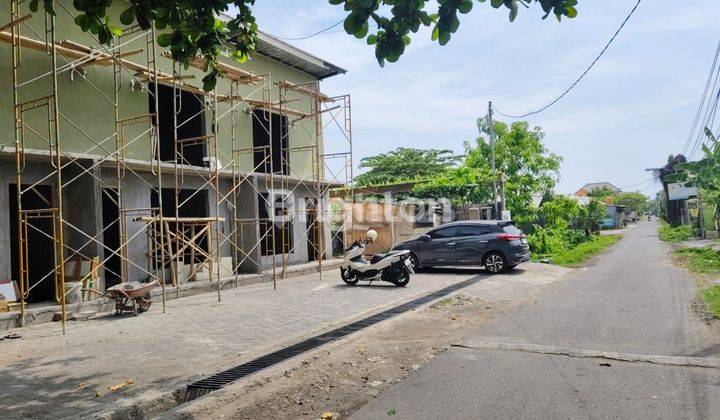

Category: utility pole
[488, 101, 499, 219]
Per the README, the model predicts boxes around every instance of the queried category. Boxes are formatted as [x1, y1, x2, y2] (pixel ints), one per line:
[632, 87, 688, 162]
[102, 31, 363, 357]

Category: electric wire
[682, 41, 720, 156]
[274, 18, 345, 41]
[689, 62, 720, 159]
[619, 177, 656, 190]
[492, 0, 643, 119]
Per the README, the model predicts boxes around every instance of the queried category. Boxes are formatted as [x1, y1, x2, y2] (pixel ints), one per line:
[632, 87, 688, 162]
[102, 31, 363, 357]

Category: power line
[274, 19, 345, 41]
[682, 41, 720, 156]
[493, 0, 643, 119]
[619, 177, 657, 190]
[689, 60, 720, 159]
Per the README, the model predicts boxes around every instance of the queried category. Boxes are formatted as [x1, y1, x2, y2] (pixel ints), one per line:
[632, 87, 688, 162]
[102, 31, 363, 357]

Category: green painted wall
[0, 1, 321, 180]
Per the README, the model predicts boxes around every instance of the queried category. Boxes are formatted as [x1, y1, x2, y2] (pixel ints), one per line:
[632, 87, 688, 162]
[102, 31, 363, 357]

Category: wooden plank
[244, 98, 310, 118]
[0, 14, 31, 33]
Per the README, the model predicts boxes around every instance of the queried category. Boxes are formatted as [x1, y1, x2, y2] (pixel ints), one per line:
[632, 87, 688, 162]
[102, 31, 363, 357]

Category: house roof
[576, 182, 622, 194]
[217, 13, 346, 79]
[255, 31, 347, 80]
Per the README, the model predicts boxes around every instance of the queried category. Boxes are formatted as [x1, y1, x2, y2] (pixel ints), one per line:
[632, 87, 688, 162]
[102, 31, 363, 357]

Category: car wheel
[483, 252, 506, 274]
[408, 253, 420, 271]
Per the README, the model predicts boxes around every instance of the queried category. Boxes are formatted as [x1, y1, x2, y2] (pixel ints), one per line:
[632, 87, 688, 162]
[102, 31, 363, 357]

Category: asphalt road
[353, 220, 720, 419]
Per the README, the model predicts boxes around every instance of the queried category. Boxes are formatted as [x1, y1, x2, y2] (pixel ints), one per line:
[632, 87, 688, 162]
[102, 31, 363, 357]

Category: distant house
[574, 182, 622, 197]
[603, 205, 628, 229]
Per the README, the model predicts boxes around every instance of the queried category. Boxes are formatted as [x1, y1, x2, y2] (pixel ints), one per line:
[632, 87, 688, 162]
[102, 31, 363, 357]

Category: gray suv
[391, 220, 530, 274]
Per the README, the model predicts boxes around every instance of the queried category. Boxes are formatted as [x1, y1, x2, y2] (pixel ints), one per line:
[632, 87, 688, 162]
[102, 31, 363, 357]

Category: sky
[249, 1, 720, 197]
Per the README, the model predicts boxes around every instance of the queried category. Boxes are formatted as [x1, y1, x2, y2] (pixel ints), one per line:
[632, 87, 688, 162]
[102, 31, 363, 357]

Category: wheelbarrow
[84, 281, 158, 316]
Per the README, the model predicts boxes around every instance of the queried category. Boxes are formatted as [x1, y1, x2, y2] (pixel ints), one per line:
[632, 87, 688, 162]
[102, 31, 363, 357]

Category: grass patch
[700, 285, 720, 318]
[674, 246, 720, 319]
[658, 222, 697, 242]
[550, 235, 621, 267]
[675, 247, 720, 275]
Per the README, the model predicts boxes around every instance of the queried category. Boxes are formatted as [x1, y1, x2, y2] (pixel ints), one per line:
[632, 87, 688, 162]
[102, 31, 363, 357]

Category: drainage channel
[184, 275, 481, 402]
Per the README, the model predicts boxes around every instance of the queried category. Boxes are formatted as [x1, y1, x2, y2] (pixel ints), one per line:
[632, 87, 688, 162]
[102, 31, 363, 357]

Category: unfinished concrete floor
[0, 264, 571, 418]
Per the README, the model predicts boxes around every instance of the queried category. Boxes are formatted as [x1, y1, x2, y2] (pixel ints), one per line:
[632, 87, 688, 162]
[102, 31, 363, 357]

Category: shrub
[551, 235, 621, 267]
[528, 226, 598, 262]
[675, 247, 720, 274]
[658, 222, 697, 242]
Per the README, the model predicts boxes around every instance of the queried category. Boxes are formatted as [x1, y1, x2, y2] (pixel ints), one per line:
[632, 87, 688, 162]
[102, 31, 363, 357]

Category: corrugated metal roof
[256, 31, 346, 80]
[217, 13, 346, 79]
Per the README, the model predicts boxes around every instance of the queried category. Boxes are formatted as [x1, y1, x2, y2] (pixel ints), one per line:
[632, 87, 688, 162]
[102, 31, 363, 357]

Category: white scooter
[341, 230, 413, 287]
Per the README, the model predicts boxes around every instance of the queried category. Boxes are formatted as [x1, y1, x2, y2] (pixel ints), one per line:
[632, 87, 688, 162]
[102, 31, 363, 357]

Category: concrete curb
[453, 341, 720, 369]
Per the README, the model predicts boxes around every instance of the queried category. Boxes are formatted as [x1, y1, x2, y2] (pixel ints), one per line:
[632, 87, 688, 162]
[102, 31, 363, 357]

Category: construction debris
[108, 379, 134, 392]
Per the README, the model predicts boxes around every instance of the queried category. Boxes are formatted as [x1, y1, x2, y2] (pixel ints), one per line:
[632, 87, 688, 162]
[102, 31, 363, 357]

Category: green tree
[40, 0, 581, 90]
[614, 191, 648, 213]
[669, 128, 720, 229]
[470, 118, 561, 225]
[586, 186, 615, 201]
[577, 199, 605, 236]
[354, 148, 459, 186]
[415, 118, 562, 227]
[537, 194, 580, 229]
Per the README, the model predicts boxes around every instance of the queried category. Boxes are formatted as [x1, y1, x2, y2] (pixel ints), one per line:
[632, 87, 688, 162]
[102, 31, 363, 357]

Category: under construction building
[0, 1, 355, 330]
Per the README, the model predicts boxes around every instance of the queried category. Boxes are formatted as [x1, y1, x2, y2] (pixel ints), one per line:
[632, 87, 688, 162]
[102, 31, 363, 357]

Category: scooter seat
[370, 253, 393, 264]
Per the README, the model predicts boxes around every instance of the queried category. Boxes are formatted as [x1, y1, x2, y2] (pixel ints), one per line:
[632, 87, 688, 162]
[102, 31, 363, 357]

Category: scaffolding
[277, 82, 354, 277]
[1, 1, 353, 333]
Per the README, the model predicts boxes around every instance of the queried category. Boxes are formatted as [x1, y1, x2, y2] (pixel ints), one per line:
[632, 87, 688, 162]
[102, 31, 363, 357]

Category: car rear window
[502, 225, 522, 235]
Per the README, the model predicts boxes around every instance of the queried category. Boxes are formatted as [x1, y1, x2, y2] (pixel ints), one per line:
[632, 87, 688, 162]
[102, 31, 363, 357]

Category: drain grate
[185, 276, 481, 401]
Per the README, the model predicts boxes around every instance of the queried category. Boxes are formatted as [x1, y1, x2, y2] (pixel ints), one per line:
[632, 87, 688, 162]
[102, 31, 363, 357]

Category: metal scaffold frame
[2, 0, 353, 333]
[6, 0, 172, 333]
[277, 81, 354, 279]
[165, 63, 279, 297]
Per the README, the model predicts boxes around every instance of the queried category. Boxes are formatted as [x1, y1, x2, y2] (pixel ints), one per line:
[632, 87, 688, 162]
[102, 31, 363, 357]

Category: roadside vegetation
[549, 235, 621, 267]
[659, 123, 720, 319]
[658, 222, 697, 242]
[527, 195, 615, 266]
[699, 286, 720, 319]
[675, 247, 720, 274]
[674, 246, 720, 318]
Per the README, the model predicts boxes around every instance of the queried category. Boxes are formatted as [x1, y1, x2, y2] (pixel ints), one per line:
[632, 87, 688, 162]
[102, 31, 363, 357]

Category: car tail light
[497, 233, 524, 241]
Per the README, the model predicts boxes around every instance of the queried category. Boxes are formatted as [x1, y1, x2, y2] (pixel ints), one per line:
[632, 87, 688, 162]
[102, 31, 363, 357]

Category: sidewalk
[0, 268, 478, 419]
[0, 259, 344, 331]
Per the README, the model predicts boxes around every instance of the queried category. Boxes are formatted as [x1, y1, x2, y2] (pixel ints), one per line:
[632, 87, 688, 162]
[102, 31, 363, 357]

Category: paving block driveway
[0, 263, 568, 418]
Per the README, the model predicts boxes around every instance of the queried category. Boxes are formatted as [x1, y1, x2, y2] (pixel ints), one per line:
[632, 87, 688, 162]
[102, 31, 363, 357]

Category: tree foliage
[536, 194, 580, 229]
[614, 191, 649, 213]
[577, 199, 605, 236]
[334, 0, 580, 66]
[414, 119, 561, 226]
[586, 186, 615, 200]
[528, 194, 604, 258]
[41, 0, 580, 90]
[354, 147, 459, 186]
[667, 128, 720, 228]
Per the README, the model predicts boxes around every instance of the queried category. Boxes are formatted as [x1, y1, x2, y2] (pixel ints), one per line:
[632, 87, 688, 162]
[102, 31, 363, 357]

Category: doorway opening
[9, 184, 56, 303]
[151, 188, 209, 263]
[306, 198, 318, 262]
[259, 193, 293, 255]
[101, 189, 121, 288]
